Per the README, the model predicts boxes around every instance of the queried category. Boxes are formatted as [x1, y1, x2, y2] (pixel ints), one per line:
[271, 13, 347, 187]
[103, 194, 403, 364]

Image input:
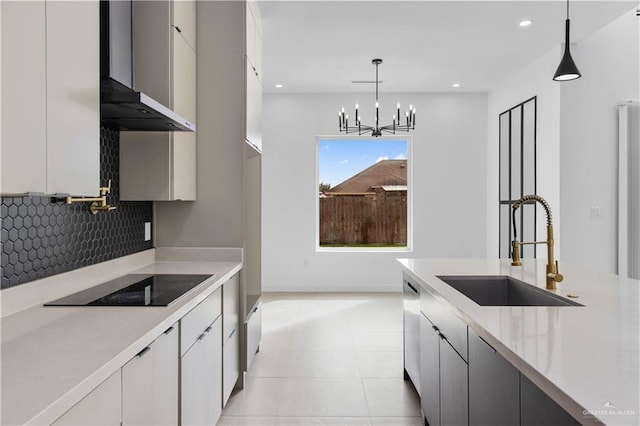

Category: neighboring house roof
[379, 185, 407, 192]
[328, 159, 407, 193]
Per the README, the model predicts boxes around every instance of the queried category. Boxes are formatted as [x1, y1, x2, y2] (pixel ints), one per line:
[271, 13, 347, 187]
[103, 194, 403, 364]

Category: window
[317, 137, 411, 250]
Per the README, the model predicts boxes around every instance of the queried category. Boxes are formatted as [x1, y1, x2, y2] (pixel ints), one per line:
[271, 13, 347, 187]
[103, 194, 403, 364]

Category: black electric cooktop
[44, 274, 214, 307]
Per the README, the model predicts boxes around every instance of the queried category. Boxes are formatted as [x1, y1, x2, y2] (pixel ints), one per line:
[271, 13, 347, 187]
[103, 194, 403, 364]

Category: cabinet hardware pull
[431, 325, 439, 332]
[229, 329, 236, 339]
[478, 335, 497, 353]
[137, 346, 151, 358]
[438, 331, 446, 340]
[205, 326, 213, 333]
[253, 306, 258, 313]
[197, 333, 206, 341]
[406, 282, 419, 294]
[173, 25, 182, 33]
[164, 326, 175, 335]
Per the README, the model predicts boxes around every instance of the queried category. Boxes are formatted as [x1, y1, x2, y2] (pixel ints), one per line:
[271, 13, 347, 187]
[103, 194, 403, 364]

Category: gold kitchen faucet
[511, 194, 563, 290]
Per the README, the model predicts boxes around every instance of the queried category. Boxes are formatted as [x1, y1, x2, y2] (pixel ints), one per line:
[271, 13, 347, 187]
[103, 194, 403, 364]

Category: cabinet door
[203, 317, 223, 425]
[181, 331, 207, 426]
[420, 314, 441, 426]
[182, 317, 223, 426]
[1, 0, 47, 194]
[172, 132, 197, 201]
[172, 30, 196, 124]
[521, 375, 580, 426]
[53, 370, 121, 425]
[246, 60, 262, 152]
[223, 274, 240, 341]
[172, 0, 196, 51]
[46, 0, 99, 196]
[246, 301, 262, 370]
[468, 330, 519, 426]
[245, 3, 256, 70]
[122, 325, 179, 425]
[440, 339, 468, 426]
[223, 327, 240, 406]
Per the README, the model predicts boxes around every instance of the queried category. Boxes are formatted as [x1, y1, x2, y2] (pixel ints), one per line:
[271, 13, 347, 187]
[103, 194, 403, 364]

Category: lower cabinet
[180, 287, 223, 426]
[52, 370, 121, 425]
[420, 313, 440, 426]
[420, 311, 469, 426]
[223, 274, 240, 406]
[440, 337, 468, 426]
[181, 316, 223, 426]
[468, 328, 519, 426]
[122, 324, 179, 425]
[245, 299, 262, 370]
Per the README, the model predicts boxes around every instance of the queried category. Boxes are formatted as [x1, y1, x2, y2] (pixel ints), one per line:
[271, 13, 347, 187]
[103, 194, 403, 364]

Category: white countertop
[398, 258, 640, 426]
[1, 258, 242, 425]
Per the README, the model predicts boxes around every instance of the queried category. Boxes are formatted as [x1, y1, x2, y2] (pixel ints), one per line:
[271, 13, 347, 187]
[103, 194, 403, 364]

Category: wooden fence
[319, 191, 407, 246]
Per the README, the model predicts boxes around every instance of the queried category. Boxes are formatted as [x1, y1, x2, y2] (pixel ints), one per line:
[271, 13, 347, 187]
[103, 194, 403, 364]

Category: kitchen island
[399, 258, 639, 426]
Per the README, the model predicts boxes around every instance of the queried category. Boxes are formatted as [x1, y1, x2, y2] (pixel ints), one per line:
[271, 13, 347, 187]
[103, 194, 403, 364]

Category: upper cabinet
[1, 0, 99, 196]
[120, 0, 197, 201]
[245, 0, 262, 154]
[245, 1, 262, 81]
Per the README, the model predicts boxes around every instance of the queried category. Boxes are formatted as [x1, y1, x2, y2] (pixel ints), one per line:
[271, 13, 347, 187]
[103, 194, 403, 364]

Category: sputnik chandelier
[338, 59, 416, 137]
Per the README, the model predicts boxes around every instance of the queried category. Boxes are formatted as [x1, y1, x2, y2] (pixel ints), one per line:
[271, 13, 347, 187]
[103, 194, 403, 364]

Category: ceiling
[260, 1, 638, 93]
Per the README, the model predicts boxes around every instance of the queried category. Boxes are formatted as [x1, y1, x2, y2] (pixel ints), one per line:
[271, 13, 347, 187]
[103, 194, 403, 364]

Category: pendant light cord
[375, 62, 379, 102]
[566, 0, 569, 20]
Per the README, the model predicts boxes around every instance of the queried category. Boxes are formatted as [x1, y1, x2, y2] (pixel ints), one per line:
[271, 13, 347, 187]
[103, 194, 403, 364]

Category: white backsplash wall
[263, 93, 488, 292]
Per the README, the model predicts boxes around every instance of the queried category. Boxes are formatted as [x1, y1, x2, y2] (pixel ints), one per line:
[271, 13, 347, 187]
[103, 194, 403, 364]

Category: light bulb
[397, 102, 400, 108]
[375, 102, 379, 108]
[409, 105, 413, 110]
[341, 107, 345, 113]
[355, 103, 359, 109]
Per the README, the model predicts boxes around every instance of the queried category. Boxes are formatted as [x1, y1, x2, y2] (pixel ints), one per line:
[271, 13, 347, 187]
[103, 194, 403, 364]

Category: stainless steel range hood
[100, 0, 195, 132]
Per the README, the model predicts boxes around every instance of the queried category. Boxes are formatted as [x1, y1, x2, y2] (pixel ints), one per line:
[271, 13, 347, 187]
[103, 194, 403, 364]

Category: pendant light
[553, 0, 581, 81]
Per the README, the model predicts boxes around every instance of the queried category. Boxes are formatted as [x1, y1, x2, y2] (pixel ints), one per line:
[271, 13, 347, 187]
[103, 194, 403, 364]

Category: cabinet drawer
[181, 288, 221, 356]
[421, 287, 468, 362]
[245, 300, 262, 370]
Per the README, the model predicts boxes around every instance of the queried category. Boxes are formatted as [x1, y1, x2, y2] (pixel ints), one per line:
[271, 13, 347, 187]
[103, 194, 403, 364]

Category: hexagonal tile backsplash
[1, 126, 153, 289]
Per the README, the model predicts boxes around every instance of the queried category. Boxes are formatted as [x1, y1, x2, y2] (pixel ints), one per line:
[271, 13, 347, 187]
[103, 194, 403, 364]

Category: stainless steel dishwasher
[403, 279, 421, 395]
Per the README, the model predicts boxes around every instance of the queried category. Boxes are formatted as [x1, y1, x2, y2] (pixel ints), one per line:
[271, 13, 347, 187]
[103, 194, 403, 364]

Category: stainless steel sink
[436, 275, 583, 307]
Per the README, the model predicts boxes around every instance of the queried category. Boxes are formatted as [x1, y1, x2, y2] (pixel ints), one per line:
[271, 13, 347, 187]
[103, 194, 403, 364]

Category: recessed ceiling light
[275, 84, 283, 88]
[452, 83, 461, 88]
[519, 20, 533, 27]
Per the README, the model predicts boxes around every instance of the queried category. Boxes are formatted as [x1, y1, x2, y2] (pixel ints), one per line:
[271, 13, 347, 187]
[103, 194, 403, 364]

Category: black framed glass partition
[499, 97, 537, 258]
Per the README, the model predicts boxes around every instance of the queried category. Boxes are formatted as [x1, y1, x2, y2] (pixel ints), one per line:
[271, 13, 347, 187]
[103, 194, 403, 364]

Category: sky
[318, 139, 408, 187]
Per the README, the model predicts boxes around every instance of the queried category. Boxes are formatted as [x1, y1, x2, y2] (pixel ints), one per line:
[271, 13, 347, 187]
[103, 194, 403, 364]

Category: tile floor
[219, 292, 423, 426]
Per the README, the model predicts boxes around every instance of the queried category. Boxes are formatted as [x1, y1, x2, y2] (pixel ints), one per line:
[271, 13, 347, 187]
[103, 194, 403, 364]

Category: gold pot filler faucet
[511, 194, 563, 290]
[65, 180, 116, 215]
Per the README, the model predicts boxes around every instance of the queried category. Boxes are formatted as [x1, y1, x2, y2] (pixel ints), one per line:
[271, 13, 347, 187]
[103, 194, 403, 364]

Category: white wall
[486, 47, 562, 259]
[263, 93, 487, 291]
[560, 9, 639, 274]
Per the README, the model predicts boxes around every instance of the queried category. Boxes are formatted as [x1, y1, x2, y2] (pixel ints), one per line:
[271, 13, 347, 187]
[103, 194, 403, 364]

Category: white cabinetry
[245, 1, 262, 154]
[122, 324, 179, 425]
[120, 0, 196, 201]
[1, 0, 99, 196]
[180, 288, 223, 425]
[52, 371, 121, 425]
[223, 274, 240, 405]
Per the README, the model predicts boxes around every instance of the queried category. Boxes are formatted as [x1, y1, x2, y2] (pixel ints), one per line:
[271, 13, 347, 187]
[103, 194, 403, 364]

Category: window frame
[315, 135, 413, 253]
